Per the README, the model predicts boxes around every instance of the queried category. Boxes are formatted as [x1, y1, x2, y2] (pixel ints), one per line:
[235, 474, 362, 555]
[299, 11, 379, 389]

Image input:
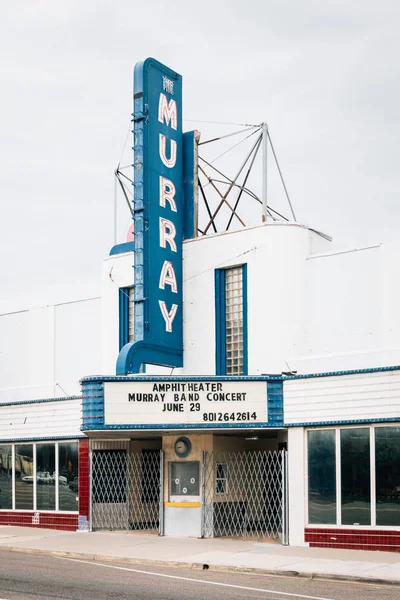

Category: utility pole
[261, 122, 268, 222]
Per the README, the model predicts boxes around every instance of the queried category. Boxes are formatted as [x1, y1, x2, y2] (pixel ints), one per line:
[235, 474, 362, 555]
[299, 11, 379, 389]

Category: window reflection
[308, 430, 336, 524]
[58, 443, 79, 511]
[36, 444, 55, 510]
[0, 445, 12, 509]
[341, 428, 370, 525]
[15, 445, 34, 510]
[375, 427, 400, 526]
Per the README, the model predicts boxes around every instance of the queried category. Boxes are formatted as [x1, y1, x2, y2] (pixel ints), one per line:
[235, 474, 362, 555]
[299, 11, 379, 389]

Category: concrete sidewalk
[0, 526, 399, 586]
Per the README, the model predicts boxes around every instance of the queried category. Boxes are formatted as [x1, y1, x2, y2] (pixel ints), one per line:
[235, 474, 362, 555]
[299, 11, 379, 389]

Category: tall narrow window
[0, 445, 12, 509]
[308, 430, 336, 524]
[15, 444, 34, 510]
[36, 443, 56, 510]
[119, 287, 134, 349]
[375, 427, 400, 526]
[215, 265, 248, 375]
[341, 428, 370, 525]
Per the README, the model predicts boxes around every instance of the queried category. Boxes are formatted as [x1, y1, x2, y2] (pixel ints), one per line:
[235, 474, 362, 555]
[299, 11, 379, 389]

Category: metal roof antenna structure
[262, 122, 268, 223]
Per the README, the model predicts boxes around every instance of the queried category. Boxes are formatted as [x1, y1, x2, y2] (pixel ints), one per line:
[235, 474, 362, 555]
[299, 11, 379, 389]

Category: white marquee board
[104, 380, 268, 426]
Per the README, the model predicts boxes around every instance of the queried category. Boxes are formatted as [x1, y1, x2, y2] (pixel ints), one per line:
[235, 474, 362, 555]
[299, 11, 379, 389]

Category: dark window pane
[341, 428, 370, 525]
[170, 462, 200, 496]
[92, 450, 126, 503]
[0, 445, 12, 509]
[375, 427, 400, 526]
[141, 450, 160, 504]
[59, 442, 79, 512]
[15, 445, 33, 510]
[308, 430, 336, 524]
[36, 444, 56, 510]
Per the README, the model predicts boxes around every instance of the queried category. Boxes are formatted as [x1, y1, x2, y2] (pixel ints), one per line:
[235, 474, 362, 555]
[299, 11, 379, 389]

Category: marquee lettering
[157, 82, 180, 334]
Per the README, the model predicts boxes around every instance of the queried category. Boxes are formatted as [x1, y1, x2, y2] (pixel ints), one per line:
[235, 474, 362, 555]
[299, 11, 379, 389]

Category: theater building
[1, 58, 399, 551]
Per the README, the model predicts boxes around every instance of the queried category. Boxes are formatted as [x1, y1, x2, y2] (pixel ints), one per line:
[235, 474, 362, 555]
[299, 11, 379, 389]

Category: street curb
[0, 545, 400, 588]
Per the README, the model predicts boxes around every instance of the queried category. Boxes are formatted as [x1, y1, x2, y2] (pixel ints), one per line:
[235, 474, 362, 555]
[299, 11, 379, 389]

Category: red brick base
[0, 511, 78, 531]
[305, 527, 400, 552]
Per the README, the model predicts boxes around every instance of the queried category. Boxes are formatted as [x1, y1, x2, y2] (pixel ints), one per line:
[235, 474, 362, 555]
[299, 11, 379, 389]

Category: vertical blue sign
[117, 58, 183, 374]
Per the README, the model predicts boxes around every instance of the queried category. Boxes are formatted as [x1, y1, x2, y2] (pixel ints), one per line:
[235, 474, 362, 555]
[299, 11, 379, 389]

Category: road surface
[0, 551, 398, 600]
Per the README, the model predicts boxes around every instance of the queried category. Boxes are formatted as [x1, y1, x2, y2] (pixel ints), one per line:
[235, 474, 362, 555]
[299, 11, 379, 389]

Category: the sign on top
[117, 58, 184, 373]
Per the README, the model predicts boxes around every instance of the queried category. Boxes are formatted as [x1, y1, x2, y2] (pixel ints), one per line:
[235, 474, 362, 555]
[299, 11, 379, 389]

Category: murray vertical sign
[117, 58, 184, 374]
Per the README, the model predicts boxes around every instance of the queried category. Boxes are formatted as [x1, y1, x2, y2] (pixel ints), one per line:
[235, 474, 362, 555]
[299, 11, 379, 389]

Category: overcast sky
[1, 0, 399, 311]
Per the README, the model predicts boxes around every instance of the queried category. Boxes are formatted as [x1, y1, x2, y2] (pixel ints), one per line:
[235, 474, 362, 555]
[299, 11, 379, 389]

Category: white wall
[0, 297, 101, 403]
[179, 222, 324, 376]
[0, 398, 82, 440]
[289, 240, 400, 373]
[101, 223, 400, 378]
[284, 370, 400, 425]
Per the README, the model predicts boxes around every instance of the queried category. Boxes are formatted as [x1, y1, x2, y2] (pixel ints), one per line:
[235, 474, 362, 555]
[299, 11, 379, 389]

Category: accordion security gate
[91, 449, 163, 532]
[202, 450, 288, 543]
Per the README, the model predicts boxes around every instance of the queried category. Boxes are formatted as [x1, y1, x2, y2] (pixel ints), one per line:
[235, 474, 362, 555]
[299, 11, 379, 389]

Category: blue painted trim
[81, 381, 104, 430]
[0, 435, 85, 443]
[82, 375, 283, 383]
[286, 417, 400, 427]
[81, 376, 284, 432]
[284, 365, 400, 380]
[82, 422, 283, 431]
[109, 242, 135, 256]
[215, 269, 226, 375]
[0, 396, 82, 407]
[183, 131, 196, 240]
[267, 381, 283, 425]
[119, 288, 130, 350]
[116, 341, 183, 375]
[242, 264, 248, 376]
[116, 57, 184, 375]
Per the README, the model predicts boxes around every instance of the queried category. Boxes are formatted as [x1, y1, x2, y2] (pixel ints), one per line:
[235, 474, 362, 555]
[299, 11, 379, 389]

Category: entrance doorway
[91, 446, 163, 532]
[202, 449, 288, 542]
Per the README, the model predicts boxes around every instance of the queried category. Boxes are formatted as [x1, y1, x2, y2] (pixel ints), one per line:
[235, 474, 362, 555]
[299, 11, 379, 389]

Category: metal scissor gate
[91, 448, 163, 532]
[202, 450, 288, 543]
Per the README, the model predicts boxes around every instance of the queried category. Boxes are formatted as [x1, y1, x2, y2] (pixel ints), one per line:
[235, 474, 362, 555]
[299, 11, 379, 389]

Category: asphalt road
[0, 551, 399, 600]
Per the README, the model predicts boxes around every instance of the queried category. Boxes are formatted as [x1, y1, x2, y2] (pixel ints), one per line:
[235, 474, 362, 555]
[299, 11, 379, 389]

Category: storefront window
[375, 427, 400, 526]
[15, 444, 34, 510]
[308, 430, 336, 524]
[341, 428, 370, 525]
[58, 442, 79, 511]
[0, 445, 12, 509]
[36, 444, 56, 510]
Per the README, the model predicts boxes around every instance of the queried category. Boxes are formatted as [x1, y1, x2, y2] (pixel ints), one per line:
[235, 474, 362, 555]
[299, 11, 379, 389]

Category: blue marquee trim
[0, 396, 82, 408]
[286, 417, 400, 427]
[284, 364, 400, 380]
[81, 376, 282, 431]
[82, 422, 283, 432]
[109, 242, 135, 256]
[82, 375, 283, 383]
